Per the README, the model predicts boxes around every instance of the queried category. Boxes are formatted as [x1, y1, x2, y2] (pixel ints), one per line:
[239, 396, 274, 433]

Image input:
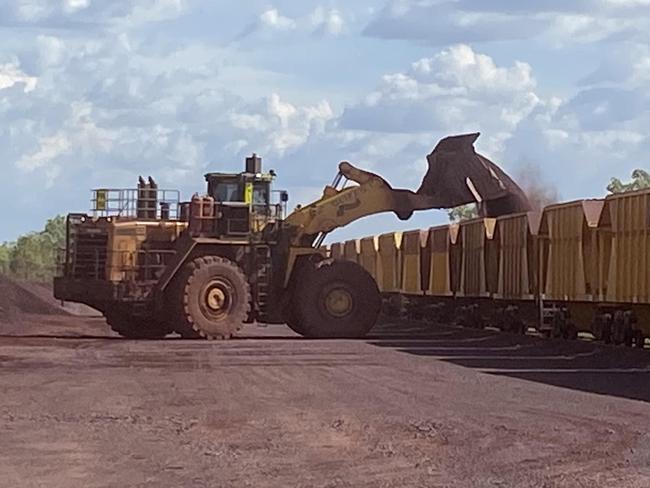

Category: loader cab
[205, 154, 286, 236]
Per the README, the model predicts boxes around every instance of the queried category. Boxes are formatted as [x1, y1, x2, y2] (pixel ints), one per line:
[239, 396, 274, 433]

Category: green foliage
[448, 204, 479, 223]
[0, 216, 66, 281]
[607, 169, 650, 194]
[0, 242, 13, 275]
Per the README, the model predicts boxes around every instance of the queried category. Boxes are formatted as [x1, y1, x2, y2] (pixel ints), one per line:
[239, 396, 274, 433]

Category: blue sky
[1, 0, 649, 242]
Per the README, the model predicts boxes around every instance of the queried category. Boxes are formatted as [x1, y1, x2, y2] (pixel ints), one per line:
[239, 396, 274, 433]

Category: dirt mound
[22, 281, 101, 317]
[0, 275, 70, 326]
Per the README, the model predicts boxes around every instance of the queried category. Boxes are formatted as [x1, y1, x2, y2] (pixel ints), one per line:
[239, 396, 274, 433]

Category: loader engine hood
[418, 133, 530, 217]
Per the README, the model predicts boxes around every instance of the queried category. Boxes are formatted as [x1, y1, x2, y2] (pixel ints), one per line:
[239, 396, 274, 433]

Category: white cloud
[13, 0, 52, 21]
[63, 0, 90, 14]
[16, 101, 114, 181]
[0, 0, 187, 28]
[260, 8, 296, 31]
[341, 45, 540, 133]
[0, 63, 37, 92]
[364, 0, 650, 44]
[311, 7, 345, 35]
[236, 5, 348, 41]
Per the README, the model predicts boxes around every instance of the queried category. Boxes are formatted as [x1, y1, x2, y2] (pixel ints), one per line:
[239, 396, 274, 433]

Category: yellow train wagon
[539, 198, 605, 337]
[456, 218, 498, 299]
[376, 232, 402, 294]
[400, 229, 429, 296]
[426, 225, 455, 298]
[343, 239, 360, 263]
[358, 236, 379, 282]
[495, 212, 542, 301]
[596, 189, 650, 347]
[330, 242, 344, 260]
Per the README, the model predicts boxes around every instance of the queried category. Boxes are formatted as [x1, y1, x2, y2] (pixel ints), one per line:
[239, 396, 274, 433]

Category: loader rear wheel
[292, 260, 381, 339]
[173, 256, 251, 340]
[106, 312, 172, 340]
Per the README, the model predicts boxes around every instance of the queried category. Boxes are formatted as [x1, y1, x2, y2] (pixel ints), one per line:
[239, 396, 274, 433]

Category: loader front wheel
[292, 260, 381, 339]
[173, 256, 251, 340]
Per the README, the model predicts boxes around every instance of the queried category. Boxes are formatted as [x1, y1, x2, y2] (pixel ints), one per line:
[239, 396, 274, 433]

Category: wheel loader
[54, 133, 529, 339]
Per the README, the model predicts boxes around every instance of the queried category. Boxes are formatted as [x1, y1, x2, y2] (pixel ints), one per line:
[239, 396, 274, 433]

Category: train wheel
[624, 329, 634, 347]
[564, 324, 578, 341]
[292, 260, 381, 339]
[172, 256, 251, 340]
[601, 321, 612, 344]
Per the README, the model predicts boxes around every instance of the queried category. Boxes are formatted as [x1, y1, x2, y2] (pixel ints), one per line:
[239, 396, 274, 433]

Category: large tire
[292, 260, 381, 339]
[285, 305, 306, 336]
[171, 256, 251, 340]
[106, 312, 172, 339]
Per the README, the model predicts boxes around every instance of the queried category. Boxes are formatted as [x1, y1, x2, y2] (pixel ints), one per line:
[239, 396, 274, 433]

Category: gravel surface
[0, 317, 648, 488]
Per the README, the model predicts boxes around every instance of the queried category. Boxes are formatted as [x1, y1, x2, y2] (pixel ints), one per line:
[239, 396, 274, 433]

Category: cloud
[260, 8, 296, 31]
[235, 5, 346, 41]
[311, 7, 345, 36]
[0, 0, 186, 28]
[63, 0, 90, 14]
[364, 0, 650, 44]
[0, 62, 37, 92]
[341, 45, 540, 133]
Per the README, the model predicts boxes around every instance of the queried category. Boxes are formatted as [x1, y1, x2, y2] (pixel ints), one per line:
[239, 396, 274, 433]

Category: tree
[0, 242, 13, 275]
[1, 216, 66, 281]
[607, 169, 650, 194]
[448, 203, 478, 223]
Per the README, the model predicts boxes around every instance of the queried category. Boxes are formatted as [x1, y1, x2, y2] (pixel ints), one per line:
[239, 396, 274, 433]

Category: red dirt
[0, 318, 648, 487]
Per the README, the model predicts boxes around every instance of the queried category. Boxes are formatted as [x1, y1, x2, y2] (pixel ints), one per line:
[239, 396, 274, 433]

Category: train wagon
[538, 199, 605, 339]
[343, 239, 360, 264]
[330, 190, 649, 348]
[593, 189, 650, 346]
[358, 236, 379, 282]
[376, 232, 402, 294]
[400, 230, 428, 296]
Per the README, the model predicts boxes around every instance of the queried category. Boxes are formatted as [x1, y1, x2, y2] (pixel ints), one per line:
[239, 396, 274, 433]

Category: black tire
[171, 256, 251, 340]
[634, 330, 645, 349]
[283, 259, 311, 337]
[292, 260, 381, 339]
[106, 312, 172, 340]
[602, 321, 612, 344]
[285, 306, 306, 336]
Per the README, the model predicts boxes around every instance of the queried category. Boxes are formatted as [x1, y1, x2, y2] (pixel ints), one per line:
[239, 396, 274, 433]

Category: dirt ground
[1, 313, 649, 488]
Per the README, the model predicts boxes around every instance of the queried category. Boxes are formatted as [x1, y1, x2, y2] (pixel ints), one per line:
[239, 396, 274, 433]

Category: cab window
[253, 185, 269, 205]
[214, 182, 241, 202]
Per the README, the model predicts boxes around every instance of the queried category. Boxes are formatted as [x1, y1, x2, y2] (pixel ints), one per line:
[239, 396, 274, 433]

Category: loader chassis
[54, 155, 381, 339]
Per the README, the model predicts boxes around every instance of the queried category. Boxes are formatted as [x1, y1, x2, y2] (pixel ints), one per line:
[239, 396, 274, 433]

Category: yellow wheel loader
[54, 133, 529, 339]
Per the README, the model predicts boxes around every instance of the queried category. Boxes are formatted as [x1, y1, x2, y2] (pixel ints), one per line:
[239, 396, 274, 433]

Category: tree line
[0, 216, 66, 282]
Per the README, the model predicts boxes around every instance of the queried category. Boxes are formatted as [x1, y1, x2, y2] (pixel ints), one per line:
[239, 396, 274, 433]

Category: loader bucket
[417, 133, 530, 217]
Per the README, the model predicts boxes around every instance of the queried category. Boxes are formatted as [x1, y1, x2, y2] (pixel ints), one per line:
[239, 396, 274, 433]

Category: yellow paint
[244, 183, 253, 205]
[95, 190, 107, 211]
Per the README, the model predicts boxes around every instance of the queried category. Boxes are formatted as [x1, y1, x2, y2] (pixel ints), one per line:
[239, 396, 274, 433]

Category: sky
[1, 0, 649, 242]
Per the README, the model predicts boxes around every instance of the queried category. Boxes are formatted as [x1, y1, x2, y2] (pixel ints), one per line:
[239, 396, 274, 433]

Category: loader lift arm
[285, 133, 531, 247]
[285, 162, 440, 247]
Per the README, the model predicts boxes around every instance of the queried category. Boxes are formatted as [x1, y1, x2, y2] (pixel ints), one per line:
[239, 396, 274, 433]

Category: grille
[69, 227, 108, 280]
